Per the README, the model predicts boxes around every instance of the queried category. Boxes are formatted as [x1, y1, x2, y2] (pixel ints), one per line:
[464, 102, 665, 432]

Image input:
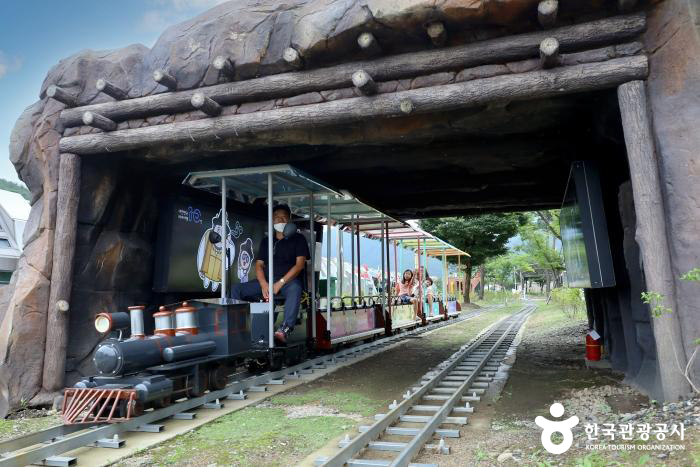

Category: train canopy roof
[183, 164, 468, 256]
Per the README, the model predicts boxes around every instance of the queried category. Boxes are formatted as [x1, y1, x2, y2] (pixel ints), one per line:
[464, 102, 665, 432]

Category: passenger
[231, 204, 310, 344]
[395, 269, 416, 305]
[424, 277, 435, 315]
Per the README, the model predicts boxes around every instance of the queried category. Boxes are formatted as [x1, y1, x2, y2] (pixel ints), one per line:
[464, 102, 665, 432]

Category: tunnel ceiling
[122, 88, 625, 219]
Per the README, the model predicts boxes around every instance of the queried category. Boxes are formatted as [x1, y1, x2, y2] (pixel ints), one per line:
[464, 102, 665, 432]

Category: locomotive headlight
[95, 313, 112, 333]
[94, 311, 131, 334]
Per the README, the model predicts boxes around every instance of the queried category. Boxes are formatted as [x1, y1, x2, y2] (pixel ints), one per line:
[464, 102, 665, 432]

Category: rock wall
[644, 0, 700, 386]
[0, 0, 553, 415]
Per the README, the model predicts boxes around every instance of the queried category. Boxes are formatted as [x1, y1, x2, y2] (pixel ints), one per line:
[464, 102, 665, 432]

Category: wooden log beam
[538, 0, 558, 29]
[191, 92, 222, 116]
[283, 47, 303, 69]
[82, 111, 117, 131]
[59, 56, 647, 155]
[153, 69, 177, 90]
[213, 55, 235, 79]
[59, 13, 646, 128]
[427, 22, 447, 46]
[352, 70, 377, 95]
[96, 78, 127, 100]
[357, 32, 382, 55]
[539, 37, 560, 68]
[42, 153, 81, 392]
[46, 85, 77, 107]
[617, 80, 690, 401]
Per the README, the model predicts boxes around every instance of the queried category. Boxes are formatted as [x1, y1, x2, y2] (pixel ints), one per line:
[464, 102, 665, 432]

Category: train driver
[231, 204, 310, 344]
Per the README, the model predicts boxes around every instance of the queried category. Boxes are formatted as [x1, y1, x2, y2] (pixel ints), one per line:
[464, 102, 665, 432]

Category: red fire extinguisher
[586, 330, 602, 361]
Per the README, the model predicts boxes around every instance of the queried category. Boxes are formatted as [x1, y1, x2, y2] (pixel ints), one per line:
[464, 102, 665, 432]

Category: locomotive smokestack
[153, 306, 175, 336]
[174, 302, 198, 335]
[128, 305, 146, 339]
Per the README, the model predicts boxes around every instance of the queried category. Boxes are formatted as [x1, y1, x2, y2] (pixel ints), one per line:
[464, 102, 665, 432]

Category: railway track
[0, 307, 496, 467]
[317, 304, 535, 467]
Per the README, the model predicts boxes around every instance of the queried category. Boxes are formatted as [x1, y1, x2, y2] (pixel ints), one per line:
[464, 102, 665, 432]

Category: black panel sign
[153, 193, 266, 293]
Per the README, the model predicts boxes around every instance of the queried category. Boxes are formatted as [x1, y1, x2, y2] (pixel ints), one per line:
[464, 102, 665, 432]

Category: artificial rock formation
[2, 0, 695, 416]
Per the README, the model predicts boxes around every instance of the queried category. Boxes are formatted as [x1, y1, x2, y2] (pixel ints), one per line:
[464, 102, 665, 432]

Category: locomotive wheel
[268, 350, 285, 372]
[153, 396, 171, 409]
[117, 399, 144, 419]
[187, 369, 209, 398]
[209, 365, 229, 390]
[247, 358, 267, 374]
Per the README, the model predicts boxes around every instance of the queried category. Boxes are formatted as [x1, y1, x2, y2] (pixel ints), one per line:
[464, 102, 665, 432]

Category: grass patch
[0, 414, 60, 441]
[269, 389, 381, 416]
[145, 407, 352, 466]
[524, 303, 586, 337]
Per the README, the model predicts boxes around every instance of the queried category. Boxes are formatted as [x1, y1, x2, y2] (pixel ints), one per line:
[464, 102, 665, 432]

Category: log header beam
[59, 55, 648, 155]
[59, 13, 646, 128]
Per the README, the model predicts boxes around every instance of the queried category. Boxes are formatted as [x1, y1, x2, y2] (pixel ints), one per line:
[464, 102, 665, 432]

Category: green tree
[517, 214, 564, 296]
[421, 213, 527, 303]
[484, 252, 534, 292]
[0, 178, 30, 201]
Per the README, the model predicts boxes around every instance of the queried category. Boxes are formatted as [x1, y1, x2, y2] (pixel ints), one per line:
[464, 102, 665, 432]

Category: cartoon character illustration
[237, 237, 255, 283]
[196, 210, 239, 291]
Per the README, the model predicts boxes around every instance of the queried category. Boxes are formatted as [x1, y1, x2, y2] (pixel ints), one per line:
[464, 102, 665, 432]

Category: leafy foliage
[0, 179, 30, 201]
[550, 287, 585, 319]
[641, 291, 673, 318]
[420, 213, 527, 266]
[681, 268, 700, 282]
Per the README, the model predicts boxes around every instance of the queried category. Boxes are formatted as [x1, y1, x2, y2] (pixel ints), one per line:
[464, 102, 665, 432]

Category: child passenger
[396, 269, 415, 304]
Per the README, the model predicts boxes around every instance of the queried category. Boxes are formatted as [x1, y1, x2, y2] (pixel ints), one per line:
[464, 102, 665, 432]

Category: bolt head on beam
[283, 47, 302, 68]
[399, 98, 414, 115]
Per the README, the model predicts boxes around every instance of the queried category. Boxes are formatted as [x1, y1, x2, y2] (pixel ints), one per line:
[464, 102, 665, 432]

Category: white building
[0, 190, 30, 284]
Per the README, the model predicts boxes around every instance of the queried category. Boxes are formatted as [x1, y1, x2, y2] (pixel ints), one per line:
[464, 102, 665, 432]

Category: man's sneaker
[274, 325, 291, 344]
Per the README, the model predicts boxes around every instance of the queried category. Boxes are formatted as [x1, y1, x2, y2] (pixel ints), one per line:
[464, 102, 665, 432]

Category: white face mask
[273, 222, 286, 233]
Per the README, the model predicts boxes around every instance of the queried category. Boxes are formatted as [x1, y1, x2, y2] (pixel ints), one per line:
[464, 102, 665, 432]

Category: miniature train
[61, 296, 461, 424]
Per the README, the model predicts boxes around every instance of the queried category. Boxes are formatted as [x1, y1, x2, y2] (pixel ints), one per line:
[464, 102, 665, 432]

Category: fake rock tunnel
[3, 0, 700, 415]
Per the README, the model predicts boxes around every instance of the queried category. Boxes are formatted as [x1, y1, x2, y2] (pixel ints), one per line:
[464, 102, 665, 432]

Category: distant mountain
[0, 179, 30, 201]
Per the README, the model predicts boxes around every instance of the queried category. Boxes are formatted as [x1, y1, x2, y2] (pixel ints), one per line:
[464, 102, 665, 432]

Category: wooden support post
[617, 81, 690, 401]
[59, 56, 648, 155]
[46, 85, 77, 107]
[619, 0, 637, 12]
[283, 47, 303, 69]
[42, 153, 81, 392]
[82, 111, 117, 131]
[352, 70, 377, 96]
[95, 79, 127, 100]
[58, 14, 646, 128]
[426, 22, 447, 47]
[539, 38, 560, 68]
[357, 32, 382, 56]
[213, 56, 235, 79]
[191, 92, 222, 116]
[537, 0, 558, 29]
[153, 69, 177, 90]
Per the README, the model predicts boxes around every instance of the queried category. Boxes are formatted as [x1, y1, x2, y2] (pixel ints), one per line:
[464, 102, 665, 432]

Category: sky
[0, 0, 228, 184]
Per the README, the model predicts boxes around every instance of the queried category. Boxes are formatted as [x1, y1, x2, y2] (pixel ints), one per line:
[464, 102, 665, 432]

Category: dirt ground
[121, 305, 518, 466]
[413, 302, 700, 466]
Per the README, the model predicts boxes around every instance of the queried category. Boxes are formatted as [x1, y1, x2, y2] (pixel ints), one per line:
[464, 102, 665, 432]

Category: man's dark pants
[231, 278, 303, 330]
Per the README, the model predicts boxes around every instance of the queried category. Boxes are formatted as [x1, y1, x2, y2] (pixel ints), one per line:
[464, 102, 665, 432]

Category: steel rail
[320, 305, 534, 467]
[0, 307, 493, 466]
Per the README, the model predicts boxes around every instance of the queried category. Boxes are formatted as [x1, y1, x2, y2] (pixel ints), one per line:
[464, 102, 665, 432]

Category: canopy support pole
[442, 248, 448, 304]
[326, 197, 332, 333]
[309, 193, 316, 339]
[380, 220, 386, 318]
[350, 216, 355, 300]
[356, 223, 362, 299]
[221, 178, 227, 301]
[267, 173, 274, 348]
